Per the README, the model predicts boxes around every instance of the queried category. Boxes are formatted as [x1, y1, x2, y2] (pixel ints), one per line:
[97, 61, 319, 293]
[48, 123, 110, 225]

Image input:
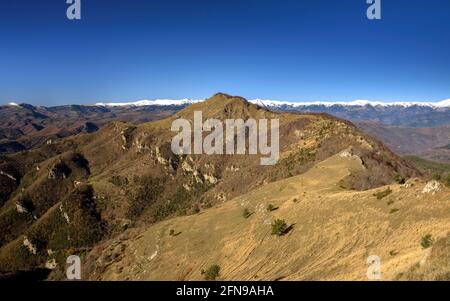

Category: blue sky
[0, 0, 449, 106]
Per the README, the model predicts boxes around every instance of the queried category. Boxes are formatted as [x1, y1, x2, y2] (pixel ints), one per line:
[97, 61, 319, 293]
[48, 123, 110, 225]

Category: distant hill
[0, 103, 182, 153]
[404, 156, 450, 175]
[356, 122, 450, 163]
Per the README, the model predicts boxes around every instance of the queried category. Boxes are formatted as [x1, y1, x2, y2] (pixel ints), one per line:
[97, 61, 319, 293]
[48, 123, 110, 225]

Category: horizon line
[4, 97, 450, 108]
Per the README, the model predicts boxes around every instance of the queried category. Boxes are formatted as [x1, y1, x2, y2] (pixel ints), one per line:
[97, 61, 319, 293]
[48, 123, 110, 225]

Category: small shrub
[373, 187, 392, 200]
[421, 234, 434, 249]
[389, 208, 399, 214]
[266, 204, 277, 212]
[177, 209, 187, 216]
[109, 175, 129, 187]
[169, 229, 175, 236]
[445, 174, 450, 188]
[203, 202, 212, 209]
[292, 198, 298, 203]
[432, 173, 442, 181]
[387, 200, 394, 206]
[389, 250, 398, 256]
[203, 264, 220, 281]
[394, 174, 406, 184]
[242, 208, 251, 218]
[193, 205, 200, 214]
[271, 219, 288, 236]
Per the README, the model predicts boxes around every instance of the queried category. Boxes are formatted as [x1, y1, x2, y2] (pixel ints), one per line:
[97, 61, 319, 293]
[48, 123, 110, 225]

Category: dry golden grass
[94, 153, 450, 281]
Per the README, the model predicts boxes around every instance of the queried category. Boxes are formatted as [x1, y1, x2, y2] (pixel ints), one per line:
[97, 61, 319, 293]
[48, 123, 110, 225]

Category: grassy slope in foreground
[93, 151, 450, 281]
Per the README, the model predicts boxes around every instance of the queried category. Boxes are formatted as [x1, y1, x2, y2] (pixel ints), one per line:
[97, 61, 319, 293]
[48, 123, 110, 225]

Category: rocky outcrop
[422, 180, 442, 195]
[23, 236, 37, 255]
[0, 170, 17, 182]
[48, 161, 71, 180]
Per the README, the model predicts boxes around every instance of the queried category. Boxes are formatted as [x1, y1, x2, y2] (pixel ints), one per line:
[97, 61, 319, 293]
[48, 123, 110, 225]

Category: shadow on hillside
[281, 224, 295, 236]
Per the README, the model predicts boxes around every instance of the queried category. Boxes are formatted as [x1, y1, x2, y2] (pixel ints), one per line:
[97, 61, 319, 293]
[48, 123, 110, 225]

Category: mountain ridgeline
[3, 98, 450, 163]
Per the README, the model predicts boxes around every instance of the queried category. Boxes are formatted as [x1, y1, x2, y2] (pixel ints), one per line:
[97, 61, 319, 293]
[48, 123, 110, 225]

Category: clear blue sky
[1, 0, 449, 106]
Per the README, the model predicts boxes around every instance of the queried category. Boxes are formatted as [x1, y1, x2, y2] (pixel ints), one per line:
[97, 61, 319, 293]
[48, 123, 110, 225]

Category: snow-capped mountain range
[95, 99, 199, 107]
[3, 96, 449, 128]
[251, 99, 450, 108]
[93, 97, 450, 128]
[95, 98, 450, 108]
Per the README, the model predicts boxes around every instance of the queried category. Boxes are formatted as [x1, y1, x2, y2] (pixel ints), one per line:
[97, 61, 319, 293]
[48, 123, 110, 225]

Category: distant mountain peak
[95, 98, 201, 107]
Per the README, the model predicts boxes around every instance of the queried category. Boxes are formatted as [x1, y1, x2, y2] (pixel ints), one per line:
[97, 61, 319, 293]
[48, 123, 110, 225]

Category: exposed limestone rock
[0, 170, 17, 181]
[23, 236, 37, 255]
[135, 137, 151, 153]
[118, 126, 136, 150]
[48, 161, 70, 180]
[48, 170, 57, 179]
[45, 259, 58, 269]
[422, 181, 442, 195]
[226, 165, 240, 172]
[204, 174, 218, 185]
[193, 170, 203, 184]
[182, 161, 194, 173]
[155, 147, 169, 166]
[339, 150, 353, 158]
[204, 162, 215, 169]
[152, 146, 180, 171]
[402, 178, 419, 188]
[63, 212, 70, 224]
[216, 192, 227, 202]
[121, 131, 128, 149]
[294, 130, 305, 138]
[357, 136, 373, 150]
[16, 203, 29, 214]
[59, 204, 71, 224]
